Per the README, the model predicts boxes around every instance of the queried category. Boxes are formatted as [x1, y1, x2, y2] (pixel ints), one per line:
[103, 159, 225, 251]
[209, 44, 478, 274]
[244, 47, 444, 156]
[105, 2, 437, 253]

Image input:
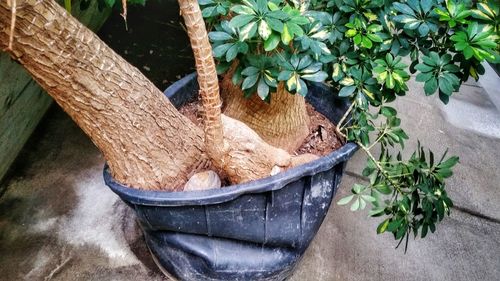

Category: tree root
[210, 114, 318, 185]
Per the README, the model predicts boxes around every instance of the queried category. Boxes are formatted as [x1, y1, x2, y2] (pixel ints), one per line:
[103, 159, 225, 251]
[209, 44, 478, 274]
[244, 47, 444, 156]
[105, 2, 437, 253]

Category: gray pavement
[0, 69, 499, 280]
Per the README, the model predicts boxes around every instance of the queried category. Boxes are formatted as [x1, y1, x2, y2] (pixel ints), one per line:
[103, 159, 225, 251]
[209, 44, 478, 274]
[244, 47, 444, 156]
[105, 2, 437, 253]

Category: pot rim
[104, 142, 357, 207]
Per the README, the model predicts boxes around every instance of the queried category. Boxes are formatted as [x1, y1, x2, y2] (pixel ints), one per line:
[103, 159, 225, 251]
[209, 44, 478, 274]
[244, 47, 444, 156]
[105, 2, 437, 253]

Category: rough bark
[177, 0, 223, 157]
[222, 70, 310, 153]
[0, 0, 206, 190]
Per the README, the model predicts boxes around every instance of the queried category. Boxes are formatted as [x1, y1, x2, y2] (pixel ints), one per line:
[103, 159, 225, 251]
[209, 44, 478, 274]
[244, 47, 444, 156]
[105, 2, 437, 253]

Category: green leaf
[415, 72, 433, 82]
[242, 74, 259, 90]
[267, 1, 279, 11]
[256, 0, 267, 13]
[394, 15, 418, 24]
[387, 219, 402, 232]
[439, 76, 453, 95]
[424, 78, 438, 95]
[266, 17, 284, 33]
[366, 33, 383, 43]
[264, 33, 280, 51]
[418, 23, 430, 36]
[393, 2, 416, 17]
[438, 156, 459, 169]
[209, 32, 233, 41]
[415, 63, 434, 73]
[241, 66, 260, 76]
[381, 106, 397, 117]
[361, 36, 373, 48]
[302, 71, 328, 82]
[350, 198, 361, 211]
[201, 6, 216, 18]
[345, 29, 357, 37]
[353, 184, 365, 194]
[258, 20, 272, 40]
[421, 223, 429, 238]
[339, 85, 357, 97]
[354, 34, 362, 45]
[375, 183, 392, 195]
[278, 70, 293, 81]
[296, 78, 308, 96]
[287, 22, 304, 37]
[361, 195, 377, 202]
[386, 74, 395, 89]
[257, 77, 270, 100]
[281, 24, 293, 44]
[369, 207, 385, 217]
[231, 5, 255, 15]
[229, 14, 255, 28]
[395, 224, 407, 240]
[212, 43, 233, 58]
[239, 21, 258, 41]
[286, 75, 297, 91]
[420, 0, 433, 14]
[338, 195, 355, 205]
[377, 219, 390, 234]
[331, 63, 344, 82]
[340, 76, 355, 86]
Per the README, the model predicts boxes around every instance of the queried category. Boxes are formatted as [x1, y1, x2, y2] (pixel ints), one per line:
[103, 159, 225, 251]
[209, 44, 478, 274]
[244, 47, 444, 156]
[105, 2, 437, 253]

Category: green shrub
[199, 0, 500, 249]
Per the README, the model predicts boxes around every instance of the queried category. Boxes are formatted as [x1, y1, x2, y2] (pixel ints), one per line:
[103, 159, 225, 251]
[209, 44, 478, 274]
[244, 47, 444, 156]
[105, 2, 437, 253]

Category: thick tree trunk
[222, 71, 310, 153]
[0, 0, 206, 190]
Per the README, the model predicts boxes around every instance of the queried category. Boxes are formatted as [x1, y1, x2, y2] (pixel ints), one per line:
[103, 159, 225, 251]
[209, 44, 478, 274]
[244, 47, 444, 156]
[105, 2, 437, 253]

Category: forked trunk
[0, 0, 206, 190]
[178, 0, 318, 185]
[1, 0, 318, 191]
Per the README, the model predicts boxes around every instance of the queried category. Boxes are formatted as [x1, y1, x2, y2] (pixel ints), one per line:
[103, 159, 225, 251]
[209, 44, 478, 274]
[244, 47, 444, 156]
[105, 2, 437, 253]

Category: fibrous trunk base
[221, 75, 310, 153]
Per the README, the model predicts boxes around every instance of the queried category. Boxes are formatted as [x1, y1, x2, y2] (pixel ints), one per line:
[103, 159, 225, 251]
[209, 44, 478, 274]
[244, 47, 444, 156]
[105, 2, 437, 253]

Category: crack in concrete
[344, 170, 368, 182]
[452, 205, 500, 225]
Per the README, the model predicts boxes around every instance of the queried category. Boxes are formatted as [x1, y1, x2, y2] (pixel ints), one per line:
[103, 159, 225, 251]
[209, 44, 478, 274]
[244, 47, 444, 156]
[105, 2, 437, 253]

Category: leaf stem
[367, 127, 387, 150]
[358, 142, 403, 194]
[336, 100, 356, 138]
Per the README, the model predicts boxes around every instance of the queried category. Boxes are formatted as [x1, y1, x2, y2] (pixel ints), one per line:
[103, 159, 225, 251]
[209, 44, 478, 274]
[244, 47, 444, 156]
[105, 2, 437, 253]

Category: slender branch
[6, 0, 16, 51]
[336, 100, 356, 138]
[121, 0, 128, 30]
[358, 142, 403, 194]
[178, 0, 224, 155]
[367, 127, 387, 150]
[64, 0, 71, 12]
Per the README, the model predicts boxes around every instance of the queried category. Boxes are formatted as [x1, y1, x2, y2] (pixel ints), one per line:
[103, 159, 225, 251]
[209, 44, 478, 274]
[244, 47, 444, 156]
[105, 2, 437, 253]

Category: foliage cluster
[198, 0, 500, 249]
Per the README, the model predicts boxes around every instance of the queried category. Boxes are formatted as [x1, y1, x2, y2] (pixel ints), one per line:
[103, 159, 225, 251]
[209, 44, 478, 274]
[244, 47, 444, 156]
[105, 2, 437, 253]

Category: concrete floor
[1, 67, 499, 280]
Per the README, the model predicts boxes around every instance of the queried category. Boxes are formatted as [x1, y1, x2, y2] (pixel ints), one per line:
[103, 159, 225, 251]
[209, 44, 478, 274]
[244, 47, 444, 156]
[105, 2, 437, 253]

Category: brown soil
[295, 103, 344, 156]
[179, 99, 344, 157]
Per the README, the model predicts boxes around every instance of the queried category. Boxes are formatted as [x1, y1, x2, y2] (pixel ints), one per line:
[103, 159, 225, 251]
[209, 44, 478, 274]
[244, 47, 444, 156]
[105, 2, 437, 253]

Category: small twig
[120, 0, 128, 30]
[336, 101, 356, 138]
[44, 256, 72, 281]
[337, 100, 404, 195]
[367, 127, 387, 150]
[359, 142, 403, 193]
[64, 0, 71, 13]
[7, 0, 17, 51]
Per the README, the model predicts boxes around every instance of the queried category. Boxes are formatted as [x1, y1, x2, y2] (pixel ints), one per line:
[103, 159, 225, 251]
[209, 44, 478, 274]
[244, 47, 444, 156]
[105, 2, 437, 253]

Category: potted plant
[1, 0, 498, 280]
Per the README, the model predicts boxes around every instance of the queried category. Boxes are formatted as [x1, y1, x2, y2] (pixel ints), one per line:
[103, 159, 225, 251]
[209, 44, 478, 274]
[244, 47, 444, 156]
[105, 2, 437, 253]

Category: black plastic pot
[104, 73, 358, 281]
